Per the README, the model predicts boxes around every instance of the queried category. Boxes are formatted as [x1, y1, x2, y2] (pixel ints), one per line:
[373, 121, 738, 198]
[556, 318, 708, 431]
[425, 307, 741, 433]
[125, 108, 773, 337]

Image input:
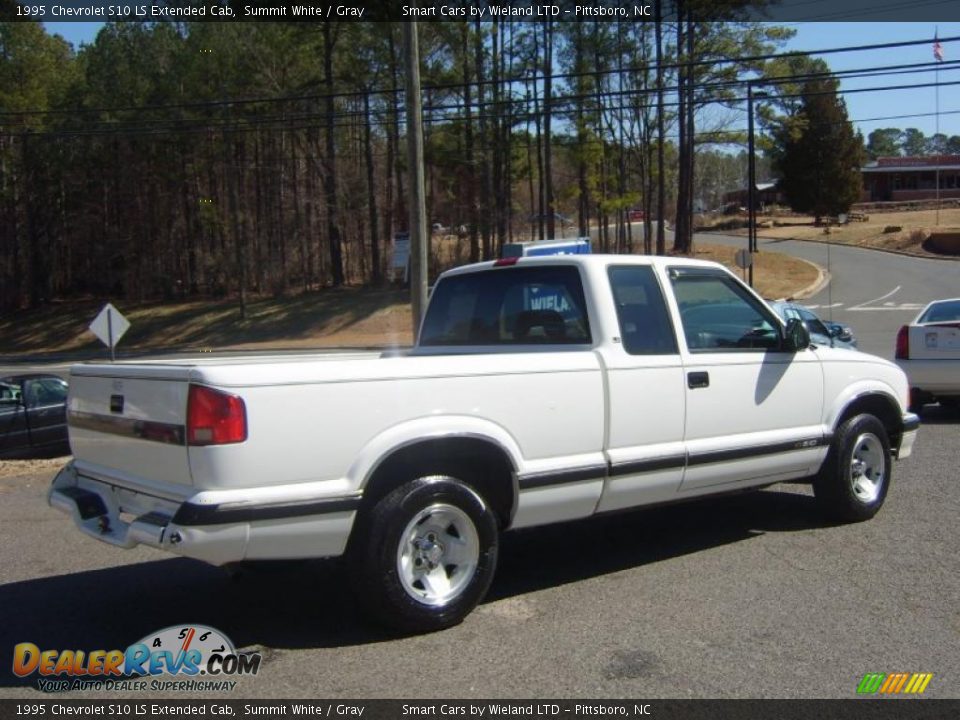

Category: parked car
[895, 298, 960, 412]
[0, 374, 70, 459]
[528, 212, 573, 227]
[769, 301, 857, 349]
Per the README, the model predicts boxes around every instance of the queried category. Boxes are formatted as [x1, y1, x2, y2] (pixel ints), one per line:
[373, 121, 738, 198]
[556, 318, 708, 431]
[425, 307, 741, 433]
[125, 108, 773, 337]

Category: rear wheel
[347, 476, 498, 633]
[814, 414, 891, 522]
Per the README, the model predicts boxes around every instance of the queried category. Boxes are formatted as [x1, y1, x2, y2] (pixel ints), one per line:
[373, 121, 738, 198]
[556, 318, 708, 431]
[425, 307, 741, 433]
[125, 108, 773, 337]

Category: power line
[5, 58, 959, 137]
[2, 33, 959, 120]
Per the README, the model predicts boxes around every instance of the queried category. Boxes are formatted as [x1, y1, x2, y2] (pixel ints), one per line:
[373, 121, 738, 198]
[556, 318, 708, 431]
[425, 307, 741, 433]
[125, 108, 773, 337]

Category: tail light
[895, 326, 909, 360]
[187, 385, 247, 446]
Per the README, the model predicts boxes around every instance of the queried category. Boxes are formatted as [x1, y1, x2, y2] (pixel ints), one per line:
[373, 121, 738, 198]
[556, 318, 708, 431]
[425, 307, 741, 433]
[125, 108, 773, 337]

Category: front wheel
[347, 476, 499, 633]
[814, 414, 892, 522]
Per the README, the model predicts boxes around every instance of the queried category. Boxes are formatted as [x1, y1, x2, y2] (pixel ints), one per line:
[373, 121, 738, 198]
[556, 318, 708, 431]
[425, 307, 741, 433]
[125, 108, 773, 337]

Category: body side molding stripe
[686, 436, 830, 467]
[517, 436, 831, 490]
[517, 465, 607, 490]
[609, 455, 687, 476]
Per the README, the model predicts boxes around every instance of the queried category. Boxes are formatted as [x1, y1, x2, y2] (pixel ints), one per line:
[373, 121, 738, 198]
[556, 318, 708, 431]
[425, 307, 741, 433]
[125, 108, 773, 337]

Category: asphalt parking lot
[1, 404, 956, 700]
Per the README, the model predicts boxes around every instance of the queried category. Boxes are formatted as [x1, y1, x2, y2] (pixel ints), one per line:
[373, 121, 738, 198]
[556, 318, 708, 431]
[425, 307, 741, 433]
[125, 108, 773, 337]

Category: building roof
[862, 155, 960, 173]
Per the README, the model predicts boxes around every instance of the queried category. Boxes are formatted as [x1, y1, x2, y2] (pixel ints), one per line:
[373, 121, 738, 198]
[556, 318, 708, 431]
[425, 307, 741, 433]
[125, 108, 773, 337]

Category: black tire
[347, 476, 499, 633]
[814, 414, 892, 523]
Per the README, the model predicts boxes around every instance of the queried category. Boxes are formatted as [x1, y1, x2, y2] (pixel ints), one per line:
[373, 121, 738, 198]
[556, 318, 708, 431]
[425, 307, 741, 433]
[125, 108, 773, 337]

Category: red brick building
[861, 155, 960, 202]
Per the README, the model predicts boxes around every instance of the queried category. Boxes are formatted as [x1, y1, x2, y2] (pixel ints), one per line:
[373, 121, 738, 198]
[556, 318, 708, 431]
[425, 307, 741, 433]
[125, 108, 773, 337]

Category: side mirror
[827, 323, 851, 341]
[783, 318, 810, 352]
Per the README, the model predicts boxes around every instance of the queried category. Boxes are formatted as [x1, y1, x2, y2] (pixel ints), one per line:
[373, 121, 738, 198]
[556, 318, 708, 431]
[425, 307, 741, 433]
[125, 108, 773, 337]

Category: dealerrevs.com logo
[13, 625, 261, 693]
[857, 672, 934, 696]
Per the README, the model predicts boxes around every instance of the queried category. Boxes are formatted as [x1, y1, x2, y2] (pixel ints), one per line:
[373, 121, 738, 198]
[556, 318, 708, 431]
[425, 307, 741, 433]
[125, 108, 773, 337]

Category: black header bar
[6, 0, 960, 23]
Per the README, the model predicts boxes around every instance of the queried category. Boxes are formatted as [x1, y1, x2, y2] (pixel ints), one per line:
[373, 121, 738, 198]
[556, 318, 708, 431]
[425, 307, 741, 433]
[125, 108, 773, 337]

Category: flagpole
[935, 28, 941, 226]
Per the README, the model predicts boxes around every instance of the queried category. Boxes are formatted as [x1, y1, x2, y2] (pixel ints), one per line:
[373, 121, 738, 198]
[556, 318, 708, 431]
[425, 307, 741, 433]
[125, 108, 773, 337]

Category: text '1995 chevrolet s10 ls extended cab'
[50, 255, 919, 631]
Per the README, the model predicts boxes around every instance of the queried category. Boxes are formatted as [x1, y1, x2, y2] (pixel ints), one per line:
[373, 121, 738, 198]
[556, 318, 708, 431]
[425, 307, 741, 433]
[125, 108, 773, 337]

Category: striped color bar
[857, 673, 933, 695]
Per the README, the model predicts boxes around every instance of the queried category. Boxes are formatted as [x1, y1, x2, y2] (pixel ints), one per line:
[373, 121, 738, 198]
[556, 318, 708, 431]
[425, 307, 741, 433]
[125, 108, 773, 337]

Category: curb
[785, 257, 831, 301]
[757, 233, 960, 262]
[699, 228, 960, 262]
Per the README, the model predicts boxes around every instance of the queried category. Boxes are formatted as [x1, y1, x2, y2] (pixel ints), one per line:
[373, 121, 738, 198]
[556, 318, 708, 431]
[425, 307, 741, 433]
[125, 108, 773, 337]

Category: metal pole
[747, 83, 756, 287]
[935, 33, 941, 226]
[403, 21, 429, 338]
[107, 308, 115, 362]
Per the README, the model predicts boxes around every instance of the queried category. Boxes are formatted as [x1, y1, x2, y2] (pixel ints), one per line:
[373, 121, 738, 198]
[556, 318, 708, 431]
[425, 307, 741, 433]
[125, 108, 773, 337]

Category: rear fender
[345, 415, 524, 494]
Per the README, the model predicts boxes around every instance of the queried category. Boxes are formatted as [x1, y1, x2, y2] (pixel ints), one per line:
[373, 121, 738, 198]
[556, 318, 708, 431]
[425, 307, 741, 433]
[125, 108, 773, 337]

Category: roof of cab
[438, 253, 728, 278]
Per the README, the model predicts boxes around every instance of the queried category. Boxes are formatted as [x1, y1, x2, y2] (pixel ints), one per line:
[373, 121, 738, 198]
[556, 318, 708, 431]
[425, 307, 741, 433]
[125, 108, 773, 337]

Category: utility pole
[747, 83, 756, 288]
[403, 21, 429, 337]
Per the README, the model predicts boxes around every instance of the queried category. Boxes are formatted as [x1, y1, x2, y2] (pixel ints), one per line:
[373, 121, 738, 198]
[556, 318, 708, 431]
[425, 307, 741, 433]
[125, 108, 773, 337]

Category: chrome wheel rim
[397, 503, 480, 606]
[849, 432, 886, 503]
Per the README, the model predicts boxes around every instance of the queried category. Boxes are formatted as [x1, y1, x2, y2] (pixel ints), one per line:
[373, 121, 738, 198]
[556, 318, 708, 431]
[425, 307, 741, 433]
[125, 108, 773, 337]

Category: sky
[42, 21, 960, 141]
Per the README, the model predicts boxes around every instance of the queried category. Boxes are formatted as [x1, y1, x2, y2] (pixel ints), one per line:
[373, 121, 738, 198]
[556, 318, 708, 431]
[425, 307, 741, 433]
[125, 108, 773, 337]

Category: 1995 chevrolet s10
[50, 255, 919, 631]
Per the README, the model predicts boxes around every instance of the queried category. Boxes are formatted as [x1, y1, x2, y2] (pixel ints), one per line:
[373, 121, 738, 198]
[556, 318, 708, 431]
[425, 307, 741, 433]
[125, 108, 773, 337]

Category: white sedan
[895, 298, 960, 412]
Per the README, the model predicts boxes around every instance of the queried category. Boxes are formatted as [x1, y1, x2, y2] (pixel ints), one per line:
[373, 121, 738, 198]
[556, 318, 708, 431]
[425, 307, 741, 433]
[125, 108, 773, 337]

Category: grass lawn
[699, 206, 960, 258]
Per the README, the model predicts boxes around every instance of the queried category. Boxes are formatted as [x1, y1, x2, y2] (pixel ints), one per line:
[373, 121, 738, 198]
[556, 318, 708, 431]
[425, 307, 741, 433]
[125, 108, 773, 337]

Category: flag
[934, 35, 944, 62]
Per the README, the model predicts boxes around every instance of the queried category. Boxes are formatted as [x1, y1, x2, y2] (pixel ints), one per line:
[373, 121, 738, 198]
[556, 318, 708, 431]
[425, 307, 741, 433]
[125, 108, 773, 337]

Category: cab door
[597, 264, 687, 512]
[0, 382, 29, 457]
[22, 377, 69, 452]
[667, 268, 825, 493]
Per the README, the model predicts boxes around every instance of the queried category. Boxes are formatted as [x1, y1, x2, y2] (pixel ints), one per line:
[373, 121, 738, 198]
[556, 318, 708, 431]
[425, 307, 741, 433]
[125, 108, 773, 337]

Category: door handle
[687, 371, 710, 389]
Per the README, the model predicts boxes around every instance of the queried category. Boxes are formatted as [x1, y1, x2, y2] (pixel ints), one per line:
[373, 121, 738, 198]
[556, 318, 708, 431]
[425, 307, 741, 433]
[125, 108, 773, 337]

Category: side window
[608, 266, 677, 355]
[670, 269, 780, 352]
[420, 266, 592, 347]
[0, 383, 17, 402]
[24, 378, 67, 407]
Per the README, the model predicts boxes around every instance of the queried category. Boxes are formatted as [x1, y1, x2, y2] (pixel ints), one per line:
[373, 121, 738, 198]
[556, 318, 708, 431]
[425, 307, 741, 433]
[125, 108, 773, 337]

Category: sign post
[735, 249, 753, 283]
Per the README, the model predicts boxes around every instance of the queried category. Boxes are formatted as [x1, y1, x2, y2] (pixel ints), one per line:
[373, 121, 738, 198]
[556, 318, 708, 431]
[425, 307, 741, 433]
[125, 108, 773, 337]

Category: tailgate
[909, 323, 960, 360]
[68, 364, 194, 491]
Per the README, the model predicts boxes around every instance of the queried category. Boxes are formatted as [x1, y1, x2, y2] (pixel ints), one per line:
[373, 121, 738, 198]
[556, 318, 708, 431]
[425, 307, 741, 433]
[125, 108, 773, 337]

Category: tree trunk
[323, 24, 345, 286]
[543, 21, 555, 241]
[655, 13, 666, 255]
[364, 90, 382, 285]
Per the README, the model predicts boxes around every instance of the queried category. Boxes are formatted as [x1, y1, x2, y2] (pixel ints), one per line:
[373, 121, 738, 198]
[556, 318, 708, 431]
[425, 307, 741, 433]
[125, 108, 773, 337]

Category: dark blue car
[0, 374, 70, 459]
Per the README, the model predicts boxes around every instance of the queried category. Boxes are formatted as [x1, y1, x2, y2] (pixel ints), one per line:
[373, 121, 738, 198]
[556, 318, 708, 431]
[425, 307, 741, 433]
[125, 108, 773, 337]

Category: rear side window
[420, 266, 591, 347]
[608, 266, 677, 355]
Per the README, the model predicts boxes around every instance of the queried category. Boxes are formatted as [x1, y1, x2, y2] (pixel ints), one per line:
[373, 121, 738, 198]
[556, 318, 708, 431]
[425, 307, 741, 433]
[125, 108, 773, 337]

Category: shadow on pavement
[0, 487, 826, 689]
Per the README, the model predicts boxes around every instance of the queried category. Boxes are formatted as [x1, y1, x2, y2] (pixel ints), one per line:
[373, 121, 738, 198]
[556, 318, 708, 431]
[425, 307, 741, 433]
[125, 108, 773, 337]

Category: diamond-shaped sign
[89, 303, 130, 350]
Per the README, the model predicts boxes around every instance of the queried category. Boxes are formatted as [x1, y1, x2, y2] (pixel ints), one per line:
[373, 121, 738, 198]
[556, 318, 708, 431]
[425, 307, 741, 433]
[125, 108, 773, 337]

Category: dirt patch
[0, 456, 69, 480]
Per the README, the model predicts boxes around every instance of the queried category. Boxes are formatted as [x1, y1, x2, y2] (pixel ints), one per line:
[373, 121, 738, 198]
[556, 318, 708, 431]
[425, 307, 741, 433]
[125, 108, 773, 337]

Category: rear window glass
[920, 300, 960, 323]
[420, 266, 591, 347]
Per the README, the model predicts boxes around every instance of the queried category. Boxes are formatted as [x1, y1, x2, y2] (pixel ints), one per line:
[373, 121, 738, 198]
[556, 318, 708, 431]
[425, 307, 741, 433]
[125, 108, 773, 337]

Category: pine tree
[772, 78, 864, 222]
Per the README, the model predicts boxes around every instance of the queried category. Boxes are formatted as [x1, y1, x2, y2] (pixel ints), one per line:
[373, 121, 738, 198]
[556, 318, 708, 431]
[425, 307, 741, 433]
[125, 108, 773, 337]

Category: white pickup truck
[50, 255, 919, 632]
